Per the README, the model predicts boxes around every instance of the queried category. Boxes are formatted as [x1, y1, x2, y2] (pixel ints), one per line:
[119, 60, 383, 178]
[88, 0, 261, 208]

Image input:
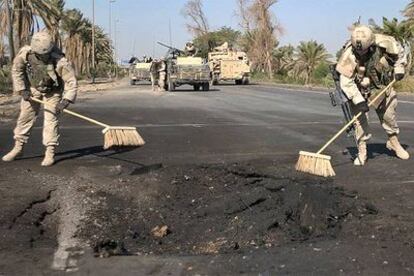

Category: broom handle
[316, 80, 396, 154]
[30, 97, 110, 128]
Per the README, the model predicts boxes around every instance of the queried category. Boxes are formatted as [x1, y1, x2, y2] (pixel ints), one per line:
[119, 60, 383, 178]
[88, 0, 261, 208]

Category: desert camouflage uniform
[158, 60, 167, 91]
[149, 60, 167, 91]
[336, 34, 407, 145]
[12, 45, 77, 146]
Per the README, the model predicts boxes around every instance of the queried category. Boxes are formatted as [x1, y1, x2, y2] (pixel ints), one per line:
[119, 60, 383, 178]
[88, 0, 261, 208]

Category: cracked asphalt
[1, 81, 414, 275]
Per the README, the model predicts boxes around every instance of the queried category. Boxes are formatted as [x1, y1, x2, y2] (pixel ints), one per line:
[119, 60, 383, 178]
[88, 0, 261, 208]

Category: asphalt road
[1, 81, 414, 275]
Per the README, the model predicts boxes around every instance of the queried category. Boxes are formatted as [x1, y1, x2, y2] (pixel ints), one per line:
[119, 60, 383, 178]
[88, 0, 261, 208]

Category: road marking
[244, 85, 414, 104]
[5, 119, 411, 131]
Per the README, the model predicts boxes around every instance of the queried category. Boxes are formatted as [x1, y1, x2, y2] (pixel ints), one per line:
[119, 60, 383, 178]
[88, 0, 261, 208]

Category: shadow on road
[347, 143, 410, 160]
[18, 146, 162, 171]
[168, 88, 222, 93]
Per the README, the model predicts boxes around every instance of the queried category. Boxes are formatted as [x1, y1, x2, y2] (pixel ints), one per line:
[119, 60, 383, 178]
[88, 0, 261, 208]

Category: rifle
[157, 42, 185, 57]
[329, 64, 355, 138]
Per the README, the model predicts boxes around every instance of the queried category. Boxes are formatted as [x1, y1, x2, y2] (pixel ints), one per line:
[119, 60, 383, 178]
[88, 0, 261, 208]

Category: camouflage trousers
[150, 72, 158, 90]
[352, 88, 399, 144]
[159, 72, 166, 91]
[13, 88, 61, 146]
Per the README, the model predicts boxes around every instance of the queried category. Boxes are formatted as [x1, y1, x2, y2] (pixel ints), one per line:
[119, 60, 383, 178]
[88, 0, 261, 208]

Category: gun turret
[157, 42, 184, 58]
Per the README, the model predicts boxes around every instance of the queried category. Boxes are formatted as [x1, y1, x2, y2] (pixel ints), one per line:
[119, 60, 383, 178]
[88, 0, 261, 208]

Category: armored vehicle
[158, 42, 211, 92]
[128, 57, 152, 85]
[208, 43, 251, 85]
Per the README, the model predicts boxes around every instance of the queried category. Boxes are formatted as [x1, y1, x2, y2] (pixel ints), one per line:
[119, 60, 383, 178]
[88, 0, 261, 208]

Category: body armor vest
[26, 52, 64, 93]
[362, 46, 396, 90]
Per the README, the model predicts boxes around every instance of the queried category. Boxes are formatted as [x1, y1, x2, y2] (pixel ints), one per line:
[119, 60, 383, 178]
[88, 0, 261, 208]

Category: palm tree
[61, 8, 113, 77]
[0, 0, 62, 55]
[370, 17, 413, 44]
[0, 40, 7, 67]
[403, 1, 414, 18]
[94, 26, 113, 65]
[61, 8, 89, 76]
[273, 44, 295, 75]
[293, 40, 331, 85]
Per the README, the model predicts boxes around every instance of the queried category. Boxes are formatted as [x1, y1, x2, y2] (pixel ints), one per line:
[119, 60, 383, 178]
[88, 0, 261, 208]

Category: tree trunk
[5, 0, 15, 61]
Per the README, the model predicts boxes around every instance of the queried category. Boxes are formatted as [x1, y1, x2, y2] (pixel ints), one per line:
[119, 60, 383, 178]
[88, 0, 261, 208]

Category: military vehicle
[128, 57, 152, 85]
[158, 42, 211, 92]
[208, 43, 251, 85]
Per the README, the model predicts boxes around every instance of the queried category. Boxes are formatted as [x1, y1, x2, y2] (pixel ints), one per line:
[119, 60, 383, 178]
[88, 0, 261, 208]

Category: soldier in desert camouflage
[2, 31, 78, 166]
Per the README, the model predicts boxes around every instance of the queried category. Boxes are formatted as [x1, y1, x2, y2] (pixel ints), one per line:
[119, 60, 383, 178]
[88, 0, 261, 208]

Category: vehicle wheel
[202, 82, 210, 91]
[242, 76, 249, 85]
[130, 80, 136, 85]
[193, 84, 200, 91]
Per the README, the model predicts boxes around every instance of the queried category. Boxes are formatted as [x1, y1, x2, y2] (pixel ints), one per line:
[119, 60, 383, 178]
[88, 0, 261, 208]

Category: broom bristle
[103, 127, 145, 149]
[295, 151, 335, 178]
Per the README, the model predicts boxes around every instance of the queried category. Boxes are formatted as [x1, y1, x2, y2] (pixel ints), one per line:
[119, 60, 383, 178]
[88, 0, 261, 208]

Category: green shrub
[0, 66, 12, 95]
[394, 76, 414, 93]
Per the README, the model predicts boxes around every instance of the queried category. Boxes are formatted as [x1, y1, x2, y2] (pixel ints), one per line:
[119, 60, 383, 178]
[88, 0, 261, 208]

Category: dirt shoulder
[0, 80, 123, 123]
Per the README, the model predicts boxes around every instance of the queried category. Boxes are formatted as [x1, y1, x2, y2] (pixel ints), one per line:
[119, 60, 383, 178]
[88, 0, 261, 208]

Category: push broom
[295, 79, 396, 178]
[30, 97, 145, 150]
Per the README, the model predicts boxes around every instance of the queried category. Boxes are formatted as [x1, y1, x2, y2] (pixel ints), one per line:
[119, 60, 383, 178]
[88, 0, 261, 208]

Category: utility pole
[5, 0, 15, 61]
[109, 0, 116, 79]
[92, 0, 96, 83]
[114, 19, 119, 78]
[109, 0, 116, 40]
[169, 18, 172, 47]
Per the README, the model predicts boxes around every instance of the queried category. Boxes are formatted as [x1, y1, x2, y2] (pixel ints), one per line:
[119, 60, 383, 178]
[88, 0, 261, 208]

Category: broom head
[295, 151, 335, 178]
[103, 127, 145, 150]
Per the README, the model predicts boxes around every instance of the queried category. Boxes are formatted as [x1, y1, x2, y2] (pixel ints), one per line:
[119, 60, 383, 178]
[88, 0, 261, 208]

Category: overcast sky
[65, 0, 410, 62]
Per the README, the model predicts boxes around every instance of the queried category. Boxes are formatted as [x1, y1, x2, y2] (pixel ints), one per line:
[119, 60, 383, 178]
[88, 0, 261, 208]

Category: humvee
[158, 42, 211, 92]
[128, 58, 151, 85]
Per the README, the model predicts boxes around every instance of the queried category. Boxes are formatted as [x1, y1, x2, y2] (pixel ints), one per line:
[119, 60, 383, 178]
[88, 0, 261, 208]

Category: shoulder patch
[336, 46, 357, 78]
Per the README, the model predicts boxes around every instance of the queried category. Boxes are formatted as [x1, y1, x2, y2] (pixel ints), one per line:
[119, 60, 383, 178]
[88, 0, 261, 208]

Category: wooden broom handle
[30, 97, 110, 128]
[316, 80, 396, 154]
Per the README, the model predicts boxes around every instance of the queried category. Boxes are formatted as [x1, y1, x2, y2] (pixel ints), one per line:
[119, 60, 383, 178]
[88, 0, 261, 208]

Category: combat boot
[386, 135, 410, 160]
[353, 142, 367, 166]
[41, 146, 56, 167]
[2, 141, 24, 162]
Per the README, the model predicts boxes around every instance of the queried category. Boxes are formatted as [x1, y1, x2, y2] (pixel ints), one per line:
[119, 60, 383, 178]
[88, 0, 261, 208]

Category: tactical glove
[395, 73, 405, 81]
[21, 90, 31, 101]
[355, 101, 369, 114]
[56, 99, 70, 115]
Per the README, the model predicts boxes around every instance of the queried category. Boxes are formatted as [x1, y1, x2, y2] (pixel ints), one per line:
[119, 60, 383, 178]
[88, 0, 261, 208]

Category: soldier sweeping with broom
[3, 31, 145, 166]
[296, 24, 410, 177]
[2, 31, 78, 166]
[337, 25, 409, 166]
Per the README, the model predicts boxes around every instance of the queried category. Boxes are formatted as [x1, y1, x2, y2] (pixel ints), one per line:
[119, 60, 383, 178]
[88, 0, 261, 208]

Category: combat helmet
[31, 31, 54, 55]
[351, 25, 375, 55]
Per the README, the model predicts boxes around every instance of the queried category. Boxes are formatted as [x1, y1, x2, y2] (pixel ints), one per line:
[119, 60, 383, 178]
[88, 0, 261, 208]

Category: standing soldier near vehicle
[2, 31, 78, 166]
[150, 59, 160, 91]
[158, 58, 167, 92]
[149, 58, 167, 92]
[336, 25, 410, 166]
